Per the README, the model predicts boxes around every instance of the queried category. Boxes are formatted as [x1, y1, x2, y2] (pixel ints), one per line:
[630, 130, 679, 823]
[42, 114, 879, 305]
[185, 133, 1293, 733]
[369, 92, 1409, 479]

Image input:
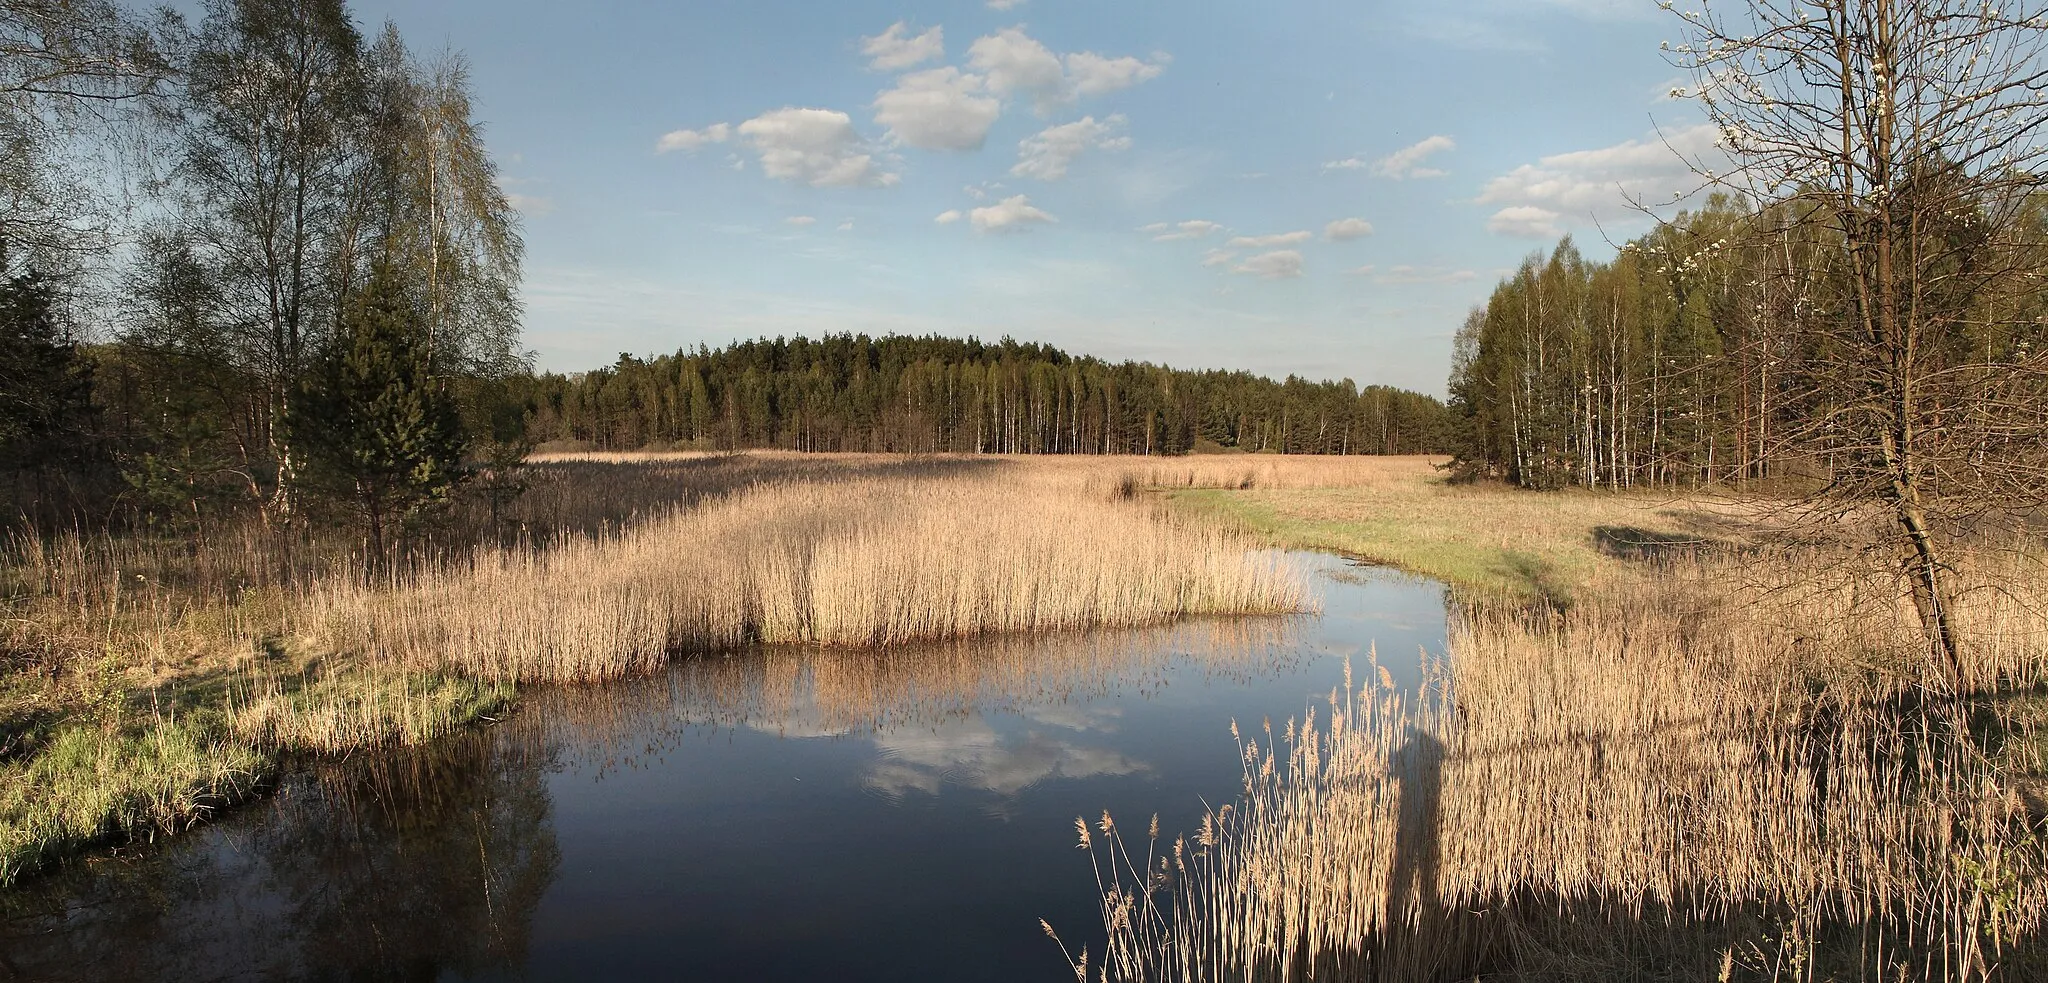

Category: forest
[516, 334, 1450, 458]
[0, 0, 1446, 542]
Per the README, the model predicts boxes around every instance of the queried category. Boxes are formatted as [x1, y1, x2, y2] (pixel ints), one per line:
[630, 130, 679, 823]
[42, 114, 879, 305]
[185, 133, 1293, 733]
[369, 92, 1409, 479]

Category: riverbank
[0, 453, 1310, 885]
[1088, 459, 2048, 981]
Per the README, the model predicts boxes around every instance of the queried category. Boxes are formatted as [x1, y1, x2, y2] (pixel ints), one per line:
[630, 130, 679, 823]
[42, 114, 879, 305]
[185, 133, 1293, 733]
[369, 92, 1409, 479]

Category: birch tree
[1669, 0, 2048, 686]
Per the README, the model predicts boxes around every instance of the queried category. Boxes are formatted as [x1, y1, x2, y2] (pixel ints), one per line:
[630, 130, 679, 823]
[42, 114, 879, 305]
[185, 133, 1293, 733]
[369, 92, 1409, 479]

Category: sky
[346, 0, 1713, 396]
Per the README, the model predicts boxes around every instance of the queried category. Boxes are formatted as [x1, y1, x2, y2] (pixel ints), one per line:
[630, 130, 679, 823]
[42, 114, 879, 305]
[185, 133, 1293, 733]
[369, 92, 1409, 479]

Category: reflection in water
[0, 731, 559, 982]
[868, 719, 1147, 800]
[1, 555, 1447, 983]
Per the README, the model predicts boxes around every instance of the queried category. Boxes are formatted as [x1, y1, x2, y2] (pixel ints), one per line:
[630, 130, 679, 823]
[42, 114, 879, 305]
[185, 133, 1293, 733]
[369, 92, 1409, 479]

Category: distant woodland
[515, 335, 1451, 457]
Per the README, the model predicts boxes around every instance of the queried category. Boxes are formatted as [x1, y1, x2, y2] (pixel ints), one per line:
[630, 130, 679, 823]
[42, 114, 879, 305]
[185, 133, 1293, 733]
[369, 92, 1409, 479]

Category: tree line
[1453, 0, 2048, 684]
[516, 334, 1450, 458]
[3, 0, 521, 555]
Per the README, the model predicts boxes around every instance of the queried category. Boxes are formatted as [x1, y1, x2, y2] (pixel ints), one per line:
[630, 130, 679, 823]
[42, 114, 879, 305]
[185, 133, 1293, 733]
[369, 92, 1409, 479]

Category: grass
[1064, 457, 2048, 982]
[0, 452, 1306, 884]
[1150, 454, 1778, 603]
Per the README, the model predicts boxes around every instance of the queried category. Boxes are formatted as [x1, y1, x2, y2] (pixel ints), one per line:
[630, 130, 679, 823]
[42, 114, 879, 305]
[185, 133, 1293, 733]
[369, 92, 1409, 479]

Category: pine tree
[292, 262, 465, 564]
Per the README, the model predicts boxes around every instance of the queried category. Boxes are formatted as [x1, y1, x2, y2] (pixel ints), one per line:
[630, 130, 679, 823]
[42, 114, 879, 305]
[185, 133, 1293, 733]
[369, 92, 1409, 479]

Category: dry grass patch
[1080, 544, 2048, 982]
[313, 466, 1308, 683]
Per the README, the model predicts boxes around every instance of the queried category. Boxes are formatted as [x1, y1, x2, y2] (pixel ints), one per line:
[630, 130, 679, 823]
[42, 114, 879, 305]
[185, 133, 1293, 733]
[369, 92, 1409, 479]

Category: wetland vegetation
[6, 0, 2048, 980]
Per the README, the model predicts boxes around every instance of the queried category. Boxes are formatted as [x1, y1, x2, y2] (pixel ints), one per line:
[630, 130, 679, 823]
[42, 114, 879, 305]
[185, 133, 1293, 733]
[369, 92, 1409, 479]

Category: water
[0, 553, 1447, 982]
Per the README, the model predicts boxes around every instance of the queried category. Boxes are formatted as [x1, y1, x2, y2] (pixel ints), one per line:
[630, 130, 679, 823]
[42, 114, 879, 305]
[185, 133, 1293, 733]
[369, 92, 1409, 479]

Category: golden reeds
[1083, 546, 2048, 982]
[310, 468, 1309, 683]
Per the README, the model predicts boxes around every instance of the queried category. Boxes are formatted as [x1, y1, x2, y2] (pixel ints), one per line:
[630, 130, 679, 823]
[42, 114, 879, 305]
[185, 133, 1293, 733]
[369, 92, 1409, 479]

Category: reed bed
[1081, 545, 2048, 982]
[2, 453, 1325, 882]
[310, 470, 1308, 683]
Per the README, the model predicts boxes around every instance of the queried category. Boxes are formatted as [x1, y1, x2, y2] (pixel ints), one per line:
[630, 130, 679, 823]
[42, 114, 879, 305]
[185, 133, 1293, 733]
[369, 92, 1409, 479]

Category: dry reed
[309, 468, 1309, 683]
[1082, 545, 2048, 982]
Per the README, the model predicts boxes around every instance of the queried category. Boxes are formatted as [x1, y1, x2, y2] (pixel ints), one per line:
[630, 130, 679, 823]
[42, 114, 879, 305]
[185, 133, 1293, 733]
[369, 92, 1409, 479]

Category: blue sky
[350, 0, 1711, 395]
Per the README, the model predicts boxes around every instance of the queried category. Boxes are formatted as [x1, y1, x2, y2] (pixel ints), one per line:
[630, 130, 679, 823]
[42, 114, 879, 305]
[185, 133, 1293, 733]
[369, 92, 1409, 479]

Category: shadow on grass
[1591, 525, 1725, 564]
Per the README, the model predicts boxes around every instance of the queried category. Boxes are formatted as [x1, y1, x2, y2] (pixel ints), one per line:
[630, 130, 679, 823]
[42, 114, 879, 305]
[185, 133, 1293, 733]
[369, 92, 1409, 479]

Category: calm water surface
[1, 553, 1446, 982]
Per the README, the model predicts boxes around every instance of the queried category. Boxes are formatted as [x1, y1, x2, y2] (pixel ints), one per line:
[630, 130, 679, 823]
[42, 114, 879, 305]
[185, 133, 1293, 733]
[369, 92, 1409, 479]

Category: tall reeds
[1081, 546, 2048, 981]
[310, 469, 1308, 683]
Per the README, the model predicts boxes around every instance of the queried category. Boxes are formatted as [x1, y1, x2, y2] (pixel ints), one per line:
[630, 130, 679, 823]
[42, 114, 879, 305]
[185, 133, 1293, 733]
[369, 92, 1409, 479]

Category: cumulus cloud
[785, 215, 816, 227]
[968, 27, 1067, 111]
[1065, 51, 1166, 98]
[861, 21, 944, 71]
[1200, 248, 1236, 267]
[837, 219, 855, 231]
[655, 122, 731, 154]
[1487, 205, 1563, 238]
[1011, 114, 1130, 180]
[1476, 124, 1721, 234]
[1143, 219, 1222, 241]
[969, 194, 1056, 232]
[968, 26, 1165, 114]
[1233, 249, 1304, 279]
[735, 108, 898, 188]
[1320, 157, 1368, 172]
[935, 209, 963, 224]
[1324, 217, 1374, 241]
[1373, 135, 1455, 179]
[1227, 230, 1311, 249]
[873, 67, 1001, 150]
[987, 0, 1026, 8]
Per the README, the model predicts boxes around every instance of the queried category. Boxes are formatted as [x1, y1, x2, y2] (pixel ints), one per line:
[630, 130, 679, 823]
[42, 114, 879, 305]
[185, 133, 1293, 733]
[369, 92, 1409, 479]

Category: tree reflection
[0, 729, 559, 982]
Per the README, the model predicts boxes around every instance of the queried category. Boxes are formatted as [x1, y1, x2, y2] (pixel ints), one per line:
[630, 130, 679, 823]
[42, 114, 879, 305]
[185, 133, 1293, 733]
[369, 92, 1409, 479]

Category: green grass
[1161, 479, 1718, 605]
[0, 666, 512, 886]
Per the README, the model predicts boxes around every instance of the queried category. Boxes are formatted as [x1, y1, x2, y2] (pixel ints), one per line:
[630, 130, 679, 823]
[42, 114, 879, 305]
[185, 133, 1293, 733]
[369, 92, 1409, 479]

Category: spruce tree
[292, 261, 465, 563]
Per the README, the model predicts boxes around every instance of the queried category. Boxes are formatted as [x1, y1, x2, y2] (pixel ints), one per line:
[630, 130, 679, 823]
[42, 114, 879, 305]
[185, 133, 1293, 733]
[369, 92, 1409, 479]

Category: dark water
[0, 554, 1446, 982]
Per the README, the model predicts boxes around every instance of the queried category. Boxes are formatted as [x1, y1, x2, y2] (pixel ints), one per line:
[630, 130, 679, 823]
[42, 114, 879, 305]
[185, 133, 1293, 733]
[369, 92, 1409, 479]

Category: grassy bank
[1075, 457, 2048, 981]
[1149, 454, 1776, 603]
[0, 453, 1305, 884]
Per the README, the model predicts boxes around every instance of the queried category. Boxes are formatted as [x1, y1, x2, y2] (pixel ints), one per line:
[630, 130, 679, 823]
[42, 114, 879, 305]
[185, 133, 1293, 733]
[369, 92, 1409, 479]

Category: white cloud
[735, 108, 898, 188]
[1324, 217, 1374, 241]
[969, 27, 1067, 112]
[987, 0, 1026, 8]
[968, 27, 1165, 114]
[1227, 230, 1312, 249]
[1233, 249, 1304, 279]
[785, 215, 816, 227]
[1487, 205, 1563, 238]
[1476, 125, 1720, 234]
[1320, 157, 1367, 172]
[655, 122, 731, 154]
[969, 194, 1056, 233]
[873, 67, 1001, 151]
[935, 209, 963, 224]
[1200, 248, 1236, 267]
[1373, 135, 1455, 179]
[1374, 265, 1479, 284]
[1146, 219, 1222, 241]
[1011, 114, 1130, 180]
[1065, 51, 1166, 98]
[861, 21, 944, 71]
[504, 192, 554, 217]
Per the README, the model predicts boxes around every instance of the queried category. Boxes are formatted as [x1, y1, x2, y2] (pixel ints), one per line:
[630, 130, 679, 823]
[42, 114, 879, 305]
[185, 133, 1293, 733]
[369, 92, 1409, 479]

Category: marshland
[10, 0, 2048, 981]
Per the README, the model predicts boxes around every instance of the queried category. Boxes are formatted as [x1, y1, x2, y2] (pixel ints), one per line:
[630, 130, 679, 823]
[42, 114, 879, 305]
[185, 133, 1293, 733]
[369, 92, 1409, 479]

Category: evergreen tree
[0, 241, 98, 519]
[292, 262, 465, 563]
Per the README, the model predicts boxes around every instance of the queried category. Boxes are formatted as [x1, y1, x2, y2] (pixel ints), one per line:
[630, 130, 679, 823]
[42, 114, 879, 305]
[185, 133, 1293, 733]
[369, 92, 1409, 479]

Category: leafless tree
[1668, 0, 2048, 689]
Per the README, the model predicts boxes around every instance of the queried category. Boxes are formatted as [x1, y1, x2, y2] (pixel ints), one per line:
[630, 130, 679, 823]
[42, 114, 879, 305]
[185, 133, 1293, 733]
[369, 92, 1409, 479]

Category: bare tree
[1669, 0, 2048, 689]
[1, 0, 170, 260]
[175, 0, 366, 526]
